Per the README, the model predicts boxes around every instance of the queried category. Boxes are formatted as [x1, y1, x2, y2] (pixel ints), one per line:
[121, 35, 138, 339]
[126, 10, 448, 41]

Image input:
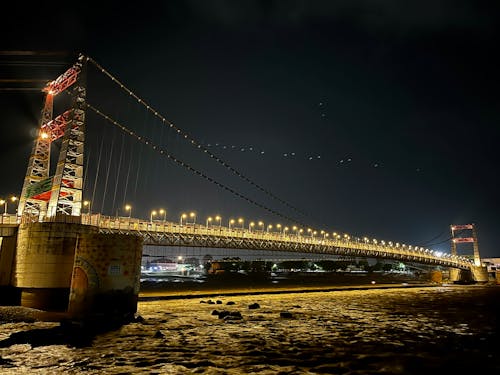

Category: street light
[229, 219, 235, 229]
[2, 196, 18, 215]
[159, 208, 166, 222]
[206, 216, 213, 228]
[238, 217, 244, 229]
[215, 215, 221, 227]
[189, 212, 196, 225]
[150, 210, 157, 223]
[11, 196, 18, 215]
[267, 224, 273, 233]
[180, 213, 187, 225]
[258, 221, 264, 232]
[283, 226, 289, 236]
[249, 221, 255, 231]
[83, 200, 90, 214]
[307, 228, 312, 237]
[276, 224, 282, 233]
[124, 204, 132, 218]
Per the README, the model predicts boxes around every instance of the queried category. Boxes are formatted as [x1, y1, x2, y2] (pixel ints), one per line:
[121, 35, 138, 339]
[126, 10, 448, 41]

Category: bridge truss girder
[98, 228, 470, 270]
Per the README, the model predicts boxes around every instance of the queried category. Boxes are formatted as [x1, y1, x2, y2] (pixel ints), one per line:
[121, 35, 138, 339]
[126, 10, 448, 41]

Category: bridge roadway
[1, 213, 473, 270]
[82, 214, 472, 270]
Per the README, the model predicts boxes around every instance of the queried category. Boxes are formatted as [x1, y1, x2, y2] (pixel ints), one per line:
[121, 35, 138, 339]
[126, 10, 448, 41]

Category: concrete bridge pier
[5, 221, 143, 322]
[449, 266, 489, 284]
[0, 225, 19, 305]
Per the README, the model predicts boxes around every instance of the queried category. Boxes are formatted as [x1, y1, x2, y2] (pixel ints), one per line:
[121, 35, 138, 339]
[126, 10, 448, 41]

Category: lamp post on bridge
[11, 196, 18, 216]
[1, 196, 18, 216]
[229, 219, 235, 230]
[150, 210, 157, 223]
[238, 217, 244, 230]
[83, 200, 90, 224]
[159, 209, 166, 222]
[283, 226, 289, 237]
[215, 215, 221, 228]
[125, 204, 132, 219]
[189, 212, 196, 225]
[206, 216, 212, 228]
[0, 199, 6, 215]
[180, 213, 187, 226]
[258, 221, 264, 232]
[249, 221, 255, 232]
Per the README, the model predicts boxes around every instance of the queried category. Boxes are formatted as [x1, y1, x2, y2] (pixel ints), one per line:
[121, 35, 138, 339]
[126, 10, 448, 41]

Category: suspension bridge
[0, 54, 487, 318]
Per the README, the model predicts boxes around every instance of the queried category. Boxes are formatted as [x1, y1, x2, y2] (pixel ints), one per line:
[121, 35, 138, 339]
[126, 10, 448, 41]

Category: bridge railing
[0, 214, 20, 225]
[87, 214, 473, 269]
[3, 212, 473, 268]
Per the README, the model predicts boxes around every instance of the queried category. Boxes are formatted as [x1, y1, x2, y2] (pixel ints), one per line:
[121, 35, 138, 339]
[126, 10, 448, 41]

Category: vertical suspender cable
[91, 132, 105, 215]
[122, 138, 133, 208]
[111, 132, 125, 214]
[100, 128, 115, 215]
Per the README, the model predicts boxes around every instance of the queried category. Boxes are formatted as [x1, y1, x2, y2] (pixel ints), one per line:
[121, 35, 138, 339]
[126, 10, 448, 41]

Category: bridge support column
[67, 232, 143, 322]
[0, 228, 19, 305]
[470, 266, 488, 283]
[449, 266, 488, 284]
[11, 222, 143, 321]
[449, 268, 461, 283]
[13, 222, 98, 311]
[429, 270, 443, 283]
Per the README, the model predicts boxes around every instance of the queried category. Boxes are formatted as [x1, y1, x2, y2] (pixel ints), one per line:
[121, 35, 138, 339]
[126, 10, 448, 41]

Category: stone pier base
[9, 222, 143, 321]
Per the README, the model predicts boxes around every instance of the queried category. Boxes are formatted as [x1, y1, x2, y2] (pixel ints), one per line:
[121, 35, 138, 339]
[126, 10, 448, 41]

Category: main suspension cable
[86, 102, 308, 227]
[85, 55, 310, 220]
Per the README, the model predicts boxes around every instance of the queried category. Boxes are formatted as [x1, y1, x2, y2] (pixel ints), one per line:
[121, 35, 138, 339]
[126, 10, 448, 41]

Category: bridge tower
[450, 223, 481, 266]
[17, 55, 87, 221]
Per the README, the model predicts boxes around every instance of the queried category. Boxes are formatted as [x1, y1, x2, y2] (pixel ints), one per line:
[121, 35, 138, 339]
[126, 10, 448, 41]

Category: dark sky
[1, 1, 499, 258]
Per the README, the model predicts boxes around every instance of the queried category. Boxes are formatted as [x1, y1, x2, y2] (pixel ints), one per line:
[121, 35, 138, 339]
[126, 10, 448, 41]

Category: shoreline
[138, 282, 441, 301]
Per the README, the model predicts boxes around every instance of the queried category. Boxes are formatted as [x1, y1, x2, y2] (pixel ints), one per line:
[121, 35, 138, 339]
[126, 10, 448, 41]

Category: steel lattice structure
[18, 55, 86, 220]
[90, 216, 473, 270]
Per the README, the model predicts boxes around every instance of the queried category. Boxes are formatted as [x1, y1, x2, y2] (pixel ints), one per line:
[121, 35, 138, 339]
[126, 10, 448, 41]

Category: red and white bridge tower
[17, 54, 87, 220]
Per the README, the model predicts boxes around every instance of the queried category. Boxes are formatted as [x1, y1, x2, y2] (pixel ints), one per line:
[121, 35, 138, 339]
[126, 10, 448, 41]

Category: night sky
[1, 1, 499, 258]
